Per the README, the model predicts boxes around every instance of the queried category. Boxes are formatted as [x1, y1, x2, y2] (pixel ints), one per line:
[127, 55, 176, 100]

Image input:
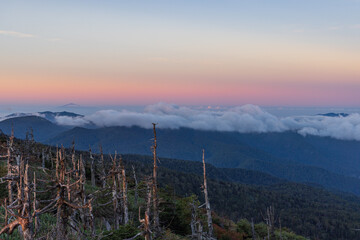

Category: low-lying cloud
[52, 102, 360, 141]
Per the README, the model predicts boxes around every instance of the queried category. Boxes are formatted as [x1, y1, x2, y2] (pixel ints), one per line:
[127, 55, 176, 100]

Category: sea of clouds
[51, 102, 360, 141]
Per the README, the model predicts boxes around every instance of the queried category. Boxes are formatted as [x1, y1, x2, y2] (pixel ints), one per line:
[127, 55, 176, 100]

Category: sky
[1, 0, 360, 106]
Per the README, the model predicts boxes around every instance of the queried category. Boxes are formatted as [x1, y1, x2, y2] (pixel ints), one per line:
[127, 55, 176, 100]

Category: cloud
[49, 103, 357, 141]
[0, 30, 35, 38]
[0, 30, 61, 42]
[292, 114, 360, 141]
[51, 102, 360, 141]
[54, 116, 89, 126]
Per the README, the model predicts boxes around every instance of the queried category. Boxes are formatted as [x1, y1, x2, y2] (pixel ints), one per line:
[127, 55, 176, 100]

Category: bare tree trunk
[33, 172, 39, 236]
[103, 217, 112, 231]
[121, 161, 129, 224]
[7, 128, 14, 203]
[79, 154, 87, 228]
[266, 206, 275, 240]
[1, 155, 33, 240]
[41, 149, 45, 168]
[99, 144, 107, 188]
[144, 180, 152, 240]
[190, 200, 203, 240]
[56, 149, 67, 240]
[111, 154, 120, 229]
[56, 147, 59, 181]
[4, 198, 8, 226]
[117, 157, 123, 225]
[190, 202, 196, 239]
[71, 141, 76, 175]
[47, 146, 51, 168]
[22, 162, 33, 240]
[132, 165, 138, 207]
[152, 123, 160, 233]
[88, 199, 95, 238]
[89, 147, 96, 187]
[202, 149, 213, 238]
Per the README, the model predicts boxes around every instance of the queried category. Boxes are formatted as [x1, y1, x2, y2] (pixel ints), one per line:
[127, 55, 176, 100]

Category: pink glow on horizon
[2, 72, 360, 106]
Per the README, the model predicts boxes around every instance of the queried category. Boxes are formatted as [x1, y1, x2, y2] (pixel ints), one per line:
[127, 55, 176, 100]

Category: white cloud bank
[53, 102, 360, 141]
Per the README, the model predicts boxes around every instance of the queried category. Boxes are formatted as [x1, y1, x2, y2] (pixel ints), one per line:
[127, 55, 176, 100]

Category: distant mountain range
[317, 112, 349, 117]
[3, 111, 83, 123]
[59, 103, 81, 108]
[0, 116, 68, 142]
[2, 111, 360, 196]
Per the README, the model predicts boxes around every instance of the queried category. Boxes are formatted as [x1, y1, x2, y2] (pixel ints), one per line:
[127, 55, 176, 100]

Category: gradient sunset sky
[1, 0, 360, 106]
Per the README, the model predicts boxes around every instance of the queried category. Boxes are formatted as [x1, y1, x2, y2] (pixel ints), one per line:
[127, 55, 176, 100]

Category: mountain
[5, 113, 360, 196]
[234, 132, 360, 177]
[3, 112, 34, 119]
[38, 111, 83, 122]
[4, 111, 83, 123]
[119, 154, 360, 239]
[46, 126, 360, 196]
[121, 154, 286, 187]
[0, 116, 68, 142]
[2, 133, 360, 239]
[318, 112, 349, 117]
[59, 103, 81, 108]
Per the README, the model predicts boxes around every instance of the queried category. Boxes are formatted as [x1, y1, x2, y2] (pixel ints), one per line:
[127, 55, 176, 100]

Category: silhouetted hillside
[0, 116, 67, 141]
[46, 126, 360, 196]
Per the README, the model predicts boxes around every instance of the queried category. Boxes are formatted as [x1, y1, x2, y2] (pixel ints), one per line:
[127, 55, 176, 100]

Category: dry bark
[139, 179, 153, 240]
[190, 200, 203, 240]
[89, 147, 96, 187]
[152, 123, 160, 233]
[99, 144, 107, 188]
[132, 165, 138, 207]
[202, 149, 213, 239]
[110, 153, 120, 229]
[121, 159, 129, 224]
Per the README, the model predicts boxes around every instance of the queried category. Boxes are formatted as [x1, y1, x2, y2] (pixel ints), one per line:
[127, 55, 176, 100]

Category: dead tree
[263, 206, 276, 240]
[151, 123, 160, 233]
[110, 153, 120, 229]
[29, 128, 34, 143]
[53, 147, 94, 240]
[1, 140, 93, 240]
[202, 149, 214, 239]
[190, 200, 204, 240]
[132, 165, 138, 207]
[22, 162, 34, 240]
[78, 154, 88, 229]
[139, 179, 153, 240]
[55, 148, 68, 240]
[124, 179, 152, 240]
[41, 149, 45, 169]
[117, 156, 124, 225]
[7, 127, 15, 203]
[33, 172, 39, 236]
[0, 157, 34, 240]
[120, 158, 129, 224]
[99, 144, 107, 188]
[56, 146, 59, 180]
[89, 147, 96, 187]
[47, 146, 51, 168]
[71, 141, 76, 175]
